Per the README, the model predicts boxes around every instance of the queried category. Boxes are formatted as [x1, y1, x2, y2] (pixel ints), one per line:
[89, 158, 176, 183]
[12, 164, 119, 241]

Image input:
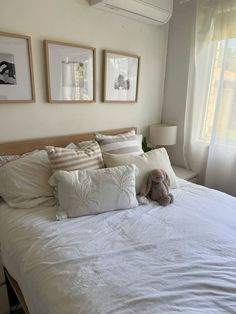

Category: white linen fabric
[103, 148, 178, 193]
[0, 180, 236, 314]
[183, 0, 236, 195]
[0, 150, 54, 208]
[49, 165, 138, 218]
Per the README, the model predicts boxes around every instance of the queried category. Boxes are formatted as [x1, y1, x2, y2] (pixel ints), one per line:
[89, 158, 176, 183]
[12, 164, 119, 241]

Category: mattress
[0, 179, 236, 314]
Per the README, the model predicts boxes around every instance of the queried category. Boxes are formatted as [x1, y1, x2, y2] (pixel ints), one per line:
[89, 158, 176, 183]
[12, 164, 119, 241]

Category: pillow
[49, 164, 138, 219]
[0, 150, 55, 208]
[0, 143, 77, 168]
[0, 155, 20, 201]
[103, 148, 178, 194]
[46, 140, 104, 172]
[96, 130, 143, 155]
[65, 142, 78, 149]
[0, 151, 40, 202]
[0, 154, 21, 167]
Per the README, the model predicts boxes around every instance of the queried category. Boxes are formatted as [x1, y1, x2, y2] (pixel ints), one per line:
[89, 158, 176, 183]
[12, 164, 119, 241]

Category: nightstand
[172, 165, 198, 183]
[0, 256, 10, 314]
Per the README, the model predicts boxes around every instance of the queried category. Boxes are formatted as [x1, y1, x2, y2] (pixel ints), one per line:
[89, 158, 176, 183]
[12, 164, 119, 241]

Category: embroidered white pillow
[103, 148, 178, 193]
[49, 164, 138, 219]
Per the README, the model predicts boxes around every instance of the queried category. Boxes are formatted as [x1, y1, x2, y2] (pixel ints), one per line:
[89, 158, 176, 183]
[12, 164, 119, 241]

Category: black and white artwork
[114, 73, 130, 90]
[104, 51, 140, 102]
[0, 53, 17, 85]
[0, 32, 35, 103]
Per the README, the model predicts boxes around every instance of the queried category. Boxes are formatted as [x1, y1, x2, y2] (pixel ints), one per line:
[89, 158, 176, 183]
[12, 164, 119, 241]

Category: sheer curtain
[184, 0, 236, 196]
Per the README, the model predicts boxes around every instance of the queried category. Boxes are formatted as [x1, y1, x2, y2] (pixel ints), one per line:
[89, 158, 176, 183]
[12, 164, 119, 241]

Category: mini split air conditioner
[89, 0, 173, 26]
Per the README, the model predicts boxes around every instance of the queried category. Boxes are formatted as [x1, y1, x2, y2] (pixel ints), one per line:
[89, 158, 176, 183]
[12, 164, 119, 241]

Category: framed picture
[44, 40, 96, 103]
[0, 32, 35, 103]
[103, 50, 140, 103]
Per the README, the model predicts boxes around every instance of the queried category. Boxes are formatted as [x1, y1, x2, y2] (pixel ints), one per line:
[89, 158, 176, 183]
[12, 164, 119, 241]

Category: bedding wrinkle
[0, 179, 236, 313]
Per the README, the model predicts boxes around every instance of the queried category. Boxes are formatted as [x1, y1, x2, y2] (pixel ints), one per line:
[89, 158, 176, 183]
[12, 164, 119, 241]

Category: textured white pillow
[49, 164, 138, 219]
[0, 154, 21, 167]
[103, 148, 178, 193]
[0, 150, 55, 208]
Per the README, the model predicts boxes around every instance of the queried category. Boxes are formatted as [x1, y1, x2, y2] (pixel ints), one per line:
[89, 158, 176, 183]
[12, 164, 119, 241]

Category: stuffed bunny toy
[140, 169, 174, 206]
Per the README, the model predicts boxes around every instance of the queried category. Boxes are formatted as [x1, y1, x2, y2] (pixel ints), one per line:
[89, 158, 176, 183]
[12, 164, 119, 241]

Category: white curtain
[184, 0, 236, 195]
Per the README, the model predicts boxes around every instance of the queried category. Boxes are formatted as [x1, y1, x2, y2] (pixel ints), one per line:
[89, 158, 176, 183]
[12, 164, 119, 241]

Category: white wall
[0, 0, 169, 142]
[162, 0, 195, 167]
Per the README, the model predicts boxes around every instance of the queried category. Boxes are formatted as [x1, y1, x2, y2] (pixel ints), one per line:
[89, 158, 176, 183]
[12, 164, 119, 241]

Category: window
[200, 38, 236, 142]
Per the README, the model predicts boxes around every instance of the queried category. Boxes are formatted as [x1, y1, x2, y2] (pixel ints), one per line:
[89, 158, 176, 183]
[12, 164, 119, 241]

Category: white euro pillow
[103, 148, 178, 194]
[0, 150, 55, 208]
[49, 164, 138, 219]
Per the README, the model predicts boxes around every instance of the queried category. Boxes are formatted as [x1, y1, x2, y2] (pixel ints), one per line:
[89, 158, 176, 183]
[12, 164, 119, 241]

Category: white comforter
[0, 180, 236, 314]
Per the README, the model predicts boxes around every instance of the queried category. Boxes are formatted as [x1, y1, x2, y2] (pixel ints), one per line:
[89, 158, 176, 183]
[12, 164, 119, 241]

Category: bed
[0, 128, 236, 314]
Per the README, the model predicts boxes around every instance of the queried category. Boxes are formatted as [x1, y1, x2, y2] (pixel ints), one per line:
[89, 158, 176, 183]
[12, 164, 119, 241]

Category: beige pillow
[49, 165, 138, 219]
[46, 140, 104, 172]
[96, 130, 143, 155]
[0, 150, 55, 208]
[103, 148, 178, 193]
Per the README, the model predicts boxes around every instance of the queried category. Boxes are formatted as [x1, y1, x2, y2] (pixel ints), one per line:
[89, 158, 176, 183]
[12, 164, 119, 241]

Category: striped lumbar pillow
[46, 140, 104, 172]
[96, 130, 143, 155]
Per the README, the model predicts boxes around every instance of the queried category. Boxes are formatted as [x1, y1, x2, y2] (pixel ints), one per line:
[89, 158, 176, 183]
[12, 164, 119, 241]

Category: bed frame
[0, 127, 136, 313]
[0, 127, 136, 155]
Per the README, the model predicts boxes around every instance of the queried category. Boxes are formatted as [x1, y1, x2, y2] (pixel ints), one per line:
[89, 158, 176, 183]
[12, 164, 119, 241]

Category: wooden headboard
[0, 127, 136, 155]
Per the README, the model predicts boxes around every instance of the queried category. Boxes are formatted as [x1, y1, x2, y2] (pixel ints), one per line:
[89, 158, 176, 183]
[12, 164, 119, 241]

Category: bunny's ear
[140, 174, 152, 197]
[165, 171, 170, 186]
[160, 169, 170, 186]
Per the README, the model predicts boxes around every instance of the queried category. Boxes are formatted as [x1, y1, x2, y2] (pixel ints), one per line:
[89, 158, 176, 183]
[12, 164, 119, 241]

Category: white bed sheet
[0, 179, 236, 314]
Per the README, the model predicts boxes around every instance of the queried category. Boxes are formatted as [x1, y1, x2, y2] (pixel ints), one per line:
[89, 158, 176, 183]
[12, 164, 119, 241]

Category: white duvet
[0, 179, 236, 314]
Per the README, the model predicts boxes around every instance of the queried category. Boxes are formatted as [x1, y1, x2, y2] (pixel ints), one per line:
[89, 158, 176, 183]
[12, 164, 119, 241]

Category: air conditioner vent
[89, 0, 173, 26]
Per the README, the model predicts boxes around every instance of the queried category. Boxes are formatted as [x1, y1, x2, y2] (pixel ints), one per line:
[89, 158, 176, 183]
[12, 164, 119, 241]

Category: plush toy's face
[151, 170, 164, 183]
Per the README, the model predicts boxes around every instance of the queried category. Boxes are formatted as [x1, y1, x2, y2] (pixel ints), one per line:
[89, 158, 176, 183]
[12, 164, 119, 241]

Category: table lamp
[149, 123, 177, 147]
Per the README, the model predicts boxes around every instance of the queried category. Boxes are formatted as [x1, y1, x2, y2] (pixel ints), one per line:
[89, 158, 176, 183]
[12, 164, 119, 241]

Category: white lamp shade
[149, 124, 177, 146]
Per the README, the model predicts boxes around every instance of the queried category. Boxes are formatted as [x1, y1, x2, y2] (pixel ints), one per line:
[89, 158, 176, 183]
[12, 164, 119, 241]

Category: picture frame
[44, 40, 96, 103]
[103, 50, 140, 103]
[0, 31, 35, 103]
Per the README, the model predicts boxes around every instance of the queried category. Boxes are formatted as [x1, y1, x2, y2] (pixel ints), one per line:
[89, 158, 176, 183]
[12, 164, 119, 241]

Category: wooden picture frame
[44, 40, 96, 103]
[0, 31, 35, 103]
[103, 50, 140, 103]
